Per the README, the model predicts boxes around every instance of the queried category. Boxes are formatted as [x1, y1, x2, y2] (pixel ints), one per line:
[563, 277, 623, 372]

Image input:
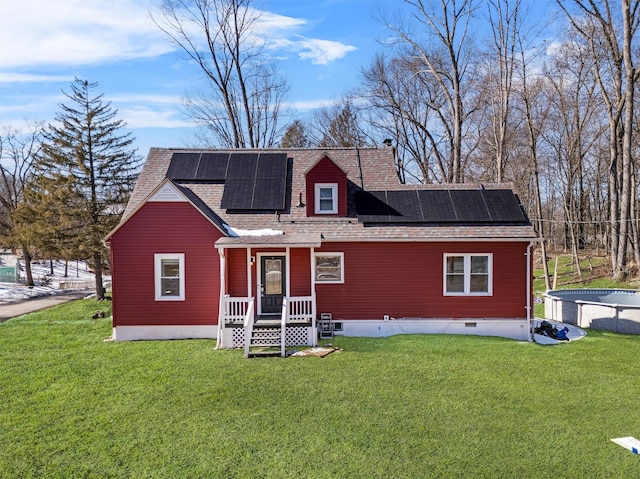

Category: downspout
[216, 248, 226, 349]
[526, 242, 534, 341]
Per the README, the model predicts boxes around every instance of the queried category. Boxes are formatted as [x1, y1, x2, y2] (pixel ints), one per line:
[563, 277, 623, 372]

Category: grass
[2, 298, 640, 477]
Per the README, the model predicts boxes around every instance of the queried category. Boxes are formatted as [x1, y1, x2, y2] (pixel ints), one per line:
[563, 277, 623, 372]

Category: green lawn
[2, 299, 640, 478]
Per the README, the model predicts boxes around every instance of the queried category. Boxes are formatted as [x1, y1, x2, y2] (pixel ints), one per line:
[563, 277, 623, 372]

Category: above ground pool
[544, 289, 640, 334]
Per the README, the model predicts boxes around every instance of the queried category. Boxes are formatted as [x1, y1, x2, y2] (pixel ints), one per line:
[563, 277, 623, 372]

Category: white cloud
[119, 106, 193, 129]
[0, 73, 74, 84]
[0, 0, 173, 69]
[0, 0, 357, 71]
[294, 37, 358, 65]
[285, 98, 336, 111]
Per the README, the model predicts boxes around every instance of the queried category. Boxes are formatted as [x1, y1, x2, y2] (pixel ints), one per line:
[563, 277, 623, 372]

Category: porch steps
[245, 324, 284, 358]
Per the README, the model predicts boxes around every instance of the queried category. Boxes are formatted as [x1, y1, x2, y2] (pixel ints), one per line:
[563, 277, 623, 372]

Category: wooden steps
[245, 324, 284, 358]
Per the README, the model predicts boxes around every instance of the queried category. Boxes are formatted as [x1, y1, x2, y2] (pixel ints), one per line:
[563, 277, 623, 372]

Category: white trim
[154, 253, 185, 301]
[105, 178, 227, 241]
[314, 183, 338, 214]
[314, 252, 345, 284]
[317, 237, 540, 243]
[216, 249, 226, 348]
[246, 248, 252, 299]
[336, 318, 529, 341]
[285, 247, 291, 297]
[256, 252, 289, 315]
[113, 325, 217, 341]
[443, 253, 492, 296]
[149, 183, 188, 202]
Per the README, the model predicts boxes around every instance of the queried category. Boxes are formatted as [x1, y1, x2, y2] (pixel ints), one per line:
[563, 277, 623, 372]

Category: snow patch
[224, 225, 284, 237]
[0, 258, 108, 303]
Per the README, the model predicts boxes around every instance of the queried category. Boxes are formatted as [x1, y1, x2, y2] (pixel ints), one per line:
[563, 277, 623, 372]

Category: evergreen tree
[30, 78, 140, 299]
[279, 120, 310, 148]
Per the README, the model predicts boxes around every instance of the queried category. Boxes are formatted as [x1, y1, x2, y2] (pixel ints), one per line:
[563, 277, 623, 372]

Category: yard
[1, 298, 639, 478]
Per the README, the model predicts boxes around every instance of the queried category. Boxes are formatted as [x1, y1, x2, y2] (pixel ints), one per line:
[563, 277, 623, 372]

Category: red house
[105, 147, 538, 353]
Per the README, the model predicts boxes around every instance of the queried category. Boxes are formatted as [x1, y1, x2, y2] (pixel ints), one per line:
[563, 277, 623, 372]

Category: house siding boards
[109, 202, 221, 327]
[313, 242, 529, 320]
[227, 248, 248, 297]
[290, 248, 312, 296]
[108, 146, 538, 342]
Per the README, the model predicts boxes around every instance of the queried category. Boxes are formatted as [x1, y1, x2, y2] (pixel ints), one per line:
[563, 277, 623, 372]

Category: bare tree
[558, 0, 640, 279]
[378, 0, 480, 183]
[0, 122, 44, 285]
[361, 54, 449, 183]
[153, 0, 288, 148]
[482, 0, 522, 183]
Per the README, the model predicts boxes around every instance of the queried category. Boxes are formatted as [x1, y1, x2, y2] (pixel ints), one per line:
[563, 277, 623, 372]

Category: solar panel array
[166, 152, 288, 210]
[355, 189, 527, 224]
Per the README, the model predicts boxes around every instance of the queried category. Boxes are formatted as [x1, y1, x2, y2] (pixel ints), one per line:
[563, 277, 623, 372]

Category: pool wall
[544, 289, 640, 334]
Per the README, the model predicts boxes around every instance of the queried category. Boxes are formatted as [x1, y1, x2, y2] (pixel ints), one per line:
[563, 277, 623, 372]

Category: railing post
[281, 297, 288, 357]
[243, 299, 255, 358]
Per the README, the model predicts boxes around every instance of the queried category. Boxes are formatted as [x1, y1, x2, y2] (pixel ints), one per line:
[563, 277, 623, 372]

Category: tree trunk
[93, 251, 105, 300]
[21, 245, 34, 286]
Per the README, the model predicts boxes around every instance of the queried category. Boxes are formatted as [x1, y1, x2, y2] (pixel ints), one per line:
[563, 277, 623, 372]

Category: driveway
[0, 292, 89, 322]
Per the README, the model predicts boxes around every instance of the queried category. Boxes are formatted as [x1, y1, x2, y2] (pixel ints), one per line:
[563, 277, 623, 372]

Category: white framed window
[315, 183, 338, 214]
[155, 253, 185, 301]
[443, 254, 492, 296]
[314, 252, 344, 283]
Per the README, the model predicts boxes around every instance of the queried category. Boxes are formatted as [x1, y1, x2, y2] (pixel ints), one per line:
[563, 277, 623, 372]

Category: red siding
[108, 202, 223, 326]
[305, 156, 347, 216]
[315, 242, 530, 320]
[227, 248, 248, 297]
[290, 248, 311, 296]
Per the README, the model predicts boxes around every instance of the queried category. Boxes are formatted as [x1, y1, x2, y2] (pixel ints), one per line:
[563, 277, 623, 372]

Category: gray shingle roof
[122, 147, 538, 242]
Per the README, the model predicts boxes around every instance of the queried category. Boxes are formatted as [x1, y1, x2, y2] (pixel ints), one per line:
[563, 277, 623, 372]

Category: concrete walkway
[0, 292, 89, 322]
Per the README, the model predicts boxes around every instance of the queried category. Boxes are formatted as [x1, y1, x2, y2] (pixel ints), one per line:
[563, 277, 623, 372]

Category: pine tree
[30, 78, 140, 299]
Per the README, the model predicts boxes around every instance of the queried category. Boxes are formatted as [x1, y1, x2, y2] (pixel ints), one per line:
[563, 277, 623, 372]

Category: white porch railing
[217, 295, 254, 349]
[217, 295, 316, 351]
[243, 299, 255, 358]
[223, 296, 254, 324]
[282, 295, 317, 347]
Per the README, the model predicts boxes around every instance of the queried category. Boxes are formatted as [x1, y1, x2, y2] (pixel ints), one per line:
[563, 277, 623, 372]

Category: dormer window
[315, 183, 338, 214]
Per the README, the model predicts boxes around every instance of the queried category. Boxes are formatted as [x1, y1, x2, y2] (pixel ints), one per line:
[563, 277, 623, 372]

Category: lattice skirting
[226, 326, 313, 348]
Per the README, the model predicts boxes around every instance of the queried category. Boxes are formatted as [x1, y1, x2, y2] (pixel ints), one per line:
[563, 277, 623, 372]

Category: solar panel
[221, 178, 254, 209]
[449, 190, 492, 222]
[256, 153, 287, 179]
[253, 178, 286, 210]
[226, 153, 258, 179]
[385, 190, 423, 222]
[355, 191, 394, 222]
[356, 188, 529, 224]
[481, 190, 526, 222]
[166, 153, 199, 180]
[418, 190, 457, 222]
[195, 152, 229, 181]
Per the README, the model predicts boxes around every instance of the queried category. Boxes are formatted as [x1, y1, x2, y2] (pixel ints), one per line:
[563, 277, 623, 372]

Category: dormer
[304, 154, 348, 217]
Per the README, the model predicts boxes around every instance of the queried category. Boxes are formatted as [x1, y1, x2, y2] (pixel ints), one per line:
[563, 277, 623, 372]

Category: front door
[260, 255, 285, 314]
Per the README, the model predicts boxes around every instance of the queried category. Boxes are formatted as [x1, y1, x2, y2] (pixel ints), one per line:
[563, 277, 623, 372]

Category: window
[315, 183, 338, 214]
[314, 253, 344, 283]
[155, 253, 185, 300]
[444, 254, 492, 295]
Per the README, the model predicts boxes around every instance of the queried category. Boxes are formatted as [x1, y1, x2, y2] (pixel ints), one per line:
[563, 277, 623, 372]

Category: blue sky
[0, 0, 399, 156]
